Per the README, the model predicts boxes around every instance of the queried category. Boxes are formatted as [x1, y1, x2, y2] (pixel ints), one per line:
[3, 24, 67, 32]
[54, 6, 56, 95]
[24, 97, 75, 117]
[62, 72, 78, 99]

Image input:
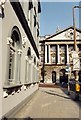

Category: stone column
[45, 45, 47, 63]
[28, 62, 31, 83]
[66, 45, 69, 64]
[30, 62, 33, 83]
[57, 45, 60, 64]
[16, 49, 22, 84]
[25, 60, 27, 83]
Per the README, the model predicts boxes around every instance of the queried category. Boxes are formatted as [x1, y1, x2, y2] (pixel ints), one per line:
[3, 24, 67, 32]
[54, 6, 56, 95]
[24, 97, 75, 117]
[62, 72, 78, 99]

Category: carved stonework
[22, 37, 27, 48]
[64, 29, 79, 39]
[18, 49, 22, 55]
[7, 37, 13, 45]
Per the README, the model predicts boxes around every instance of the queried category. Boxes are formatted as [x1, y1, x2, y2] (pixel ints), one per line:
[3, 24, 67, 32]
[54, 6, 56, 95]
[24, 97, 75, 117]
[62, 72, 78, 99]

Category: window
[60, 45, 65, 64]
[69, 45, 74, 52]
[60, 46, 65, 52]
[27, 47, 31, 56]
[34, 57, 36, 65]
[37, 29, 39, 37]
[34, 7, 37, 16]
[51, 56, 56, 63]
[8, 27, 21, 85]
[9, 46, 15, 81]
[50, 45, 56, 52]
[29, 1, 33, 10]
[38, 1, 41, 13]
[34, 15, 36, 27]
[50, 45, 56, 63]
[0, 6, 4, 18]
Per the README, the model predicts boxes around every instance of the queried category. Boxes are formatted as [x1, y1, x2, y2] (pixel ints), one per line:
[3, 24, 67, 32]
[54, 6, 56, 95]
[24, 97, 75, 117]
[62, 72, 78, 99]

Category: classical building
[39, 26, 81, 83]
[0, 0, 41, 118]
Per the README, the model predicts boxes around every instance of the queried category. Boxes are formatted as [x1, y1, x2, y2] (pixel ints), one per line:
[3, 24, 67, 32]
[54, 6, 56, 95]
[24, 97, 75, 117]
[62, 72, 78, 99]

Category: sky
[40, 2, 79, 36]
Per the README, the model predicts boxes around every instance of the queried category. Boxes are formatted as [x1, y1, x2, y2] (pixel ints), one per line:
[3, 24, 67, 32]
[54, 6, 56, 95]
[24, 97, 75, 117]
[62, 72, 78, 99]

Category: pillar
[45, 45, 47, 63]
[17, 49, 22, 84]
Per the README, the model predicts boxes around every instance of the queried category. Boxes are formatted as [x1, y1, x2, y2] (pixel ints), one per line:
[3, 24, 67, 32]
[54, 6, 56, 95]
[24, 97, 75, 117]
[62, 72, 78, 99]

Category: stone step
[39, 83, 61, 88]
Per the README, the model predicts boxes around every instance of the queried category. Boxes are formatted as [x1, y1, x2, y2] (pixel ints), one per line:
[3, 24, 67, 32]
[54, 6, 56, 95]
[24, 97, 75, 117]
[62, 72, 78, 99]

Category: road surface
[14, 87, 80, 119]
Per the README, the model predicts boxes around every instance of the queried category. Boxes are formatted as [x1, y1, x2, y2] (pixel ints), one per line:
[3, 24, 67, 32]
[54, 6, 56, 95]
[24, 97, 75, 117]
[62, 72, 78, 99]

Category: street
[14, 87, 80, 119]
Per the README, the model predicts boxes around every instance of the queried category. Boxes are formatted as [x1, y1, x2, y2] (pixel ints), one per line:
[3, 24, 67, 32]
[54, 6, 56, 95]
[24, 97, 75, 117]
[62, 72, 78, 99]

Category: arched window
[8, 26, 22, 84]
[34, 56, 36, 65]
[27, 47, 31, 57]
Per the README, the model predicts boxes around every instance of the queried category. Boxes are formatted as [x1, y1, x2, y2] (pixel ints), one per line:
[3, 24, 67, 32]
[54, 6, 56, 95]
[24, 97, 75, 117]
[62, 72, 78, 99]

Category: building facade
[0, 0, 41, 118]
[39, 26, 81, 83]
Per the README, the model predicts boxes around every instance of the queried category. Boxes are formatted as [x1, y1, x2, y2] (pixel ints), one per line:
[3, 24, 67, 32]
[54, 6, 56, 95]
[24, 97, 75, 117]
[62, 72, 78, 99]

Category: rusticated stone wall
[44, 65, 66, 83]
[39, 64, 68, 83]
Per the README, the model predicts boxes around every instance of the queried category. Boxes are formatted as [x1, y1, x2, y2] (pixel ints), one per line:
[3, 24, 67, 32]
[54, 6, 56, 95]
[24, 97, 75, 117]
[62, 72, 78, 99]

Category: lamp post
[73, 6, 81, 100]
[73, 6, 81, 51]
[41, 41, 45, 83]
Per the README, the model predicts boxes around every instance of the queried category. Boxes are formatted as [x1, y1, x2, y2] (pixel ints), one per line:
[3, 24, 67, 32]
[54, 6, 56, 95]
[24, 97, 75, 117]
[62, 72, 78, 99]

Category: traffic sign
[73, 58, 80, 71]
[72, 51, 80, 71]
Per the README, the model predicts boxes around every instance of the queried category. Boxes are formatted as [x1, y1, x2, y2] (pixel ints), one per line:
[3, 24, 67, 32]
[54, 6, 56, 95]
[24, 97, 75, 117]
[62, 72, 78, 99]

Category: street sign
[73, 58, 80, 71]
[72, 51, 80, 71]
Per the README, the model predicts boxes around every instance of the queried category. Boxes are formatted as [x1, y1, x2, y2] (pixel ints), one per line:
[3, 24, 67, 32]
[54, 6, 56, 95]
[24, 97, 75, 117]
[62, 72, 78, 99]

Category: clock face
[64, 29, 79, 39]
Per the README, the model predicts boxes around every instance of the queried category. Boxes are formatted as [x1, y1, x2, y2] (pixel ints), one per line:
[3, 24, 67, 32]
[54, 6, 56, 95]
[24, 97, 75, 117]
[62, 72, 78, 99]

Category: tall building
[0, 0, 41, 118]
[39, 26, 81, 83]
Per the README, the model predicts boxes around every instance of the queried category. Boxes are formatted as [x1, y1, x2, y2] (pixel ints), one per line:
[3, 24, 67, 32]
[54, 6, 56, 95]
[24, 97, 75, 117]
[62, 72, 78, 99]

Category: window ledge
[23, 82, 39, 90]
[3, 84, 23, 98]
[3, 84, 23, 89]
[24, 82, 39, 86]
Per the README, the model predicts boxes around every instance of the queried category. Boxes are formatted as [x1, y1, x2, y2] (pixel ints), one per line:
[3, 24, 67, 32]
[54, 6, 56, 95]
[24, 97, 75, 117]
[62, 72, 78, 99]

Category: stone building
[0, 0, 41, 118]
[39, 26, 81, 83]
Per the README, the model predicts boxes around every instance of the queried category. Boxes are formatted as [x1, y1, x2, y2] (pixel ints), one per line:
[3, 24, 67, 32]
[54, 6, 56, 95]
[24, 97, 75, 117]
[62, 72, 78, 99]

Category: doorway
[52, 71, 56, 83]
[60, 69, 68, 83]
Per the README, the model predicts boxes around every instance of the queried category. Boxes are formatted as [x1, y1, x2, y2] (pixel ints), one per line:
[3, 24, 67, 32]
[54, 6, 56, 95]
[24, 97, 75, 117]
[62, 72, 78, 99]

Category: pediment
[46, 27, 81, 41]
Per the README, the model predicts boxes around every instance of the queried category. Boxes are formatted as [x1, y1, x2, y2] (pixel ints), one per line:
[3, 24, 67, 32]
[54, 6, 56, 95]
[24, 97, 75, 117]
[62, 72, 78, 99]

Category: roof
[45, 26, 81, 40]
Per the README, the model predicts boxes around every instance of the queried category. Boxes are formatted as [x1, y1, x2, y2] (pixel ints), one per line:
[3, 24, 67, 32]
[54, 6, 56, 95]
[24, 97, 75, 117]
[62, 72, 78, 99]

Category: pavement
[14, 87, 80, 119]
